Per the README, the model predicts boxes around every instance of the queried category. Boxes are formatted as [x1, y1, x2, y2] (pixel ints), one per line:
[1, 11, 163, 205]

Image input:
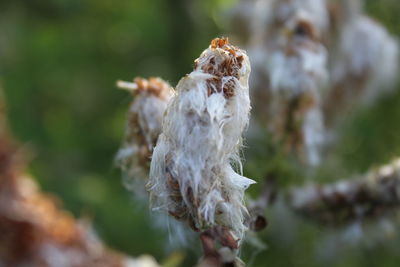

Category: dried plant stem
[290, 158, 400, 225]
[116, 80, 139, 92]
[198, 226, 243, 267]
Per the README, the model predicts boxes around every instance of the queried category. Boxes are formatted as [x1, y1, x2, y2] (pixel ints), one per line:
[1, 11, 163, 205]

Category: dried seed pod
[116, 77, 174, 199]
[230, 0, 398, 165]
[325, 13, 399, 126]
[147, 38, 255, 246]
[266, 45, 327, 166]
[247, 0, 329, 166]
[116, 78, 196, 248]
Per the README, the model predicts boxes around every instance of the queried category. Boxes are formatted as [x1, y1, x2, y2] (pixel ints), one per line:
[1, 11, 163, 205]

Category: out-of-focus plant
[228, 0, 398, 167]
[116, 77, 174, 201]
[0, 91, 160, 267]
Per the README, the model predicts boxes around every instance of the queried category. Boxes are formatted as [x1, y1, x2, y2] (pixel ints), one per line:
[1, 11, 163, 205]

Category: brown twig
[290, 158, 400, 225]
[198, 226, 242, 267]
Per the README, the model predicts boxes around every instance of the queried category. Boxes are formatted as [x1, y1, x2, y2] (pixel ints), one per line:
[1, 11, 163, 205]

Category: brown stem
[290, 158, 400, 225]
[198, 226, 239, 267]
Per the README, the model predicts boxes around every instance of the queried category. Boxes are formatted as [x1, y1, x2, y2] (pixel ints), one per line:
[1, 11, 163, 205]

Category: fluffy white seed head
[116, 78, 198, 249]
[247, 0, 328, 166]
[116, 77, 174, 199]
[332, 15, 399, 104]
[267, 39, 328, 97]
[147, 38, 255, 245]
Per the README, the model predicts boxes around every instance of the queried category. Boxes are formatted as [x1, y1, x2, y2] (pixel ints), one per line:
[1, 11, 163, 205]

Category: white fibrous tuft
[115, 78, 196, 249]
[248, 0, 329, 166]
[147, 38, 255, 246]
[226, 1, 330, 166]
[267, 44, 327, 166]
[116, 77, 174, 199]
[268, 41, 328, 96]
[331, 15, 399, 104]
[302, 106, 325, 166]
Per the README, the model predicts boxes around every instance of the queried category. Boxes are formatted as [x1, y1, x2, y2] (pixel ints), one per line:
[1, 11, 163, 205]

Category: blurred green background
[1, 0, 400, 266]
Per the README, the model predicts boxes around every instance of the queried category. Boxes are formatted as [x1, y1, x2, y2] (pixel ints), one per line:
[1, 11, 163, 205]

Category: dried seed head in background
[116, 78, 197, 249]
[248, 0, 329, 166]
[147, 38, 255, 248]
[116, 77, 174, 199]
[229, 0, 399, 167]
[325, 2, 399, 126]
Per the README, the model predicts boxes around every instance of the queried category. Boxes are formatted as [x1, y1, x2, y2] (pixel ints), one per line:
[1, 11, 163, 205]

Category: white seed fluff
[332, 15, 399, 103]
[147, 38, 255, 244]
[116, 77, 174, 199]
[247, 0, 329, 166]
